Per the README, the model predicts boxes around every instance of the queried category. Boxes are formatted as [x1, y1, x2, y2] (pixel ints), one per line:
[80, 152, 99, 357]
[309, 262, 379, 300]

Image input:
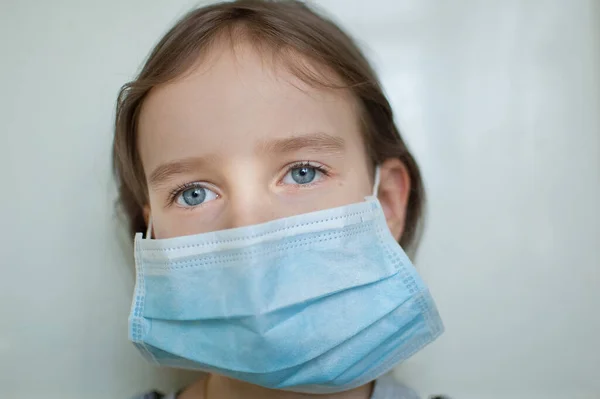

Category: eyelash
[167, 182, 208, 206]
[166, 161, 331, 206]
[283, 161, 331, 185]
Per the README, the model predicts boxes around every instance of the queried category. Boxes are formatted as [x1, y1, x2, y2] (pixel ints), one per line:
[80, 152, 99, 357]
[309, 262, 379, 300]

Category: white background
[1, 0, 599, 398]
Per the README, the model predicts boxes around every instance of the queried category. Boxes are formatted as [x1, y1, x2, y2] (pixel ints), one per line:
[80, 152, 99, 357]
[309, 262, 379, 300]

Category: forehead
[137, 41, 363, 169]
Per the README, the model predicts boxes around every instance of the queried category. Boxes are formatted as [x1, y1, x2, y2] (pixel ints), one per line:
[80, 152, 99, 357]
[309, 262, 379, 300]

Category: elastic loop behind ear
[372, 166, 381, 197]
[145, 215, 153, 239]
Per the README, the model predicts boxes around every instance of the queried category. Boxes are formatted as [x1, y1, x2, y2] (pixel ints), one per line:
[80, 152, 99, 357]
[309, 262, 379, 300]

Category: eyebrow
[148, 133, 345, 188]
[148, 156, 215, 188]
[257, 132, 345, 154]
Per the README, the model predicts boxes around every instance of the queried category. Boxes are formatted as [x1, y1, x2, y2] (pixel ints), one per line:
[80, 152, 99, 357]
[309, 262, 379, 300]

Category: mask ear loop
[372, 166, 381, 197]
[145, 215, 153, 239]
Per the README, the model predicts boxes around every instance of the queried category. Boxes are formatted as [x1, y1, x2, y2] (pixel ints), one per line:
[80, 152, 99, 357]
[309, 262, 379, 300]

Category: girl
[113, 1, 443, 398]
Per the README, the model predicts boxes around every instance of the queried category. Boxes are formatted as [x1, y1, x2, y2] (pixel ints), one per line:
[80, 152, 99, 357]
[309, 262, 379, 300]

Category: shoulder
[134, 374, 207, 399]
[131, 392, 177, 399]
[371, 373, 420, 399]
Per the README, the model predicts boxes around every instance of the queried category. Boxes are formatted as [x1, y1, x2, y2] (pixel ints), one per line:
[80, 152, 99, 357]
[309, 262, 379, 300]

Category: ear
[375, 158, 411, 241]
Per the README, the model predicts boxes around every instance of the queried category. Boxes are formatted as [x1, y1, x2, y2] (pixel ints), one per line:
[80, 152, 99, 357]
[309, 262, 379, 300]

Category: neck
[179, 374, 374, 399]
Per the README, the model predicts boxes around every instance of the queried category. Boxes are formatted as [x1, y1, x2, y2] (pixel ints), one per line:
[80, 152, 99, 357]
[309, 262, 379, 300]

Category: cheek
[151, 210, 223, 239]
[331, 179, 370, 205]
[311, 166, 372, 211]
[146, 194, 219, 239]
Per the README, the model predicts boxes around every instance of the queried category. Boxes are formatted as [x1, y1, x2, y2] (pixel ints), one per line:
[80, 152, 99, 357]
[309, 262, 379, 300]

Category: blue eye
[175, 185, 218, 207]
[291, 167, 316, 184]
[282, 164, 325, 185]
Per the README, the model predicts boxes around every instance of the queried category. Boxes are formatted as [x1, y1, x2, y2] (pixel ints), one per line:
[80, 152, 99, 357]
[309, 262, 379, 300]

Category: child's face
[138, 43, 373, 239]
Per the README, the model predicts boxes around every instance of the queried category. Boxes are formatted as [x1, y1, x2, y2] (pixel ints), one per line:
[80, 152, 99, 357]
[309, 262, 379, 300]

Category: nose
[223, 175, 279, 229]
[226, 199, 277, 229]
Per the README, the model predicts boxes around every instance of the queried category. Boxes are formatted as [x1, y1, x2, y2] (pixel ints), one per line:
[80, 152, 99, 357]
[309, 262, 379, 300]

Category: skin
[137, 38, 411, 399]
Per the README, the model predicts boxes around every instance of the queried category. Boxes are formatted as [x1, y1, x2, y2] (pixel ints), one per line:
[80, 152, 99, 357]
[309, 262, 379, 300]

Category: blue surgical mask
[129, 169, 444, 394]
